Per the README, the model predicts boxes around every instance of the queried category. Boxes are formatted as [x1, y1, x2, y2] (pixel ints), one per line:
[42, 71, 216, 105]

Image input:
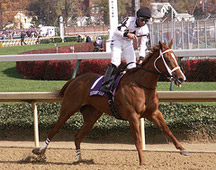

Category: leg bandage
[76, 149, 81, 161]
[40, 138, 50, 151]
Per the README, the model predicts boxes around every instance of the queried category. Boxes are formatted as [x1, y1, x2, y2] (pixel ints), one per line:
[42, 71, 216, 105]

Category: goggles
[138, 17, 149, 22]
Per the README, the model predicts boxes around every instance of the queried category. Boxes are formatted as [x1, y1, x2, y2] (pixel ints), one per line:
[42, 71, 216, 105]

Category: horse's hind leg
[146, 110, 189, 155]
[32, 100, 81, 155]
[75, 105, 102, 161]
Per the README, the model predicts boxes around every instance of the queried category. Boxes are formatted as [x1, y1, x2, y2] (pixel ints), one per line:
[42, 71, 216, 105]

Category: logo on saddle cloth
[89, 75, 122, 98]
[89, 75, 124, 120]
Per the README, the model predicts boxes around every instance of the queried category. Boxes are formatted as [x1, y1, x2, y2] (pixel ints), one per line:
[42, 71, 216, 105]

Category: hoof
[32, 148, 45, 155]
[140, 162, 147, 166]
[180, 150, 190, 156]
[77, 156, 82, 162]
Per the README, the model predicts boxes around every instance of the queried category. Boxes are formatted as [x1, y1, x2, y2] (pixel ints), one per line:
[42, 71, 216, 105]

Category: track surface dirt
[0, 141, 216, 170]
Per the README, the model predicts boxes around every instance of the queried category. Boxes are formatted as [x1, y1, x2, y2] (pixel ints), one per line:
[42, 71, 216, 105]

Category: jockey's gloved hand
[137, 56, 145, 65]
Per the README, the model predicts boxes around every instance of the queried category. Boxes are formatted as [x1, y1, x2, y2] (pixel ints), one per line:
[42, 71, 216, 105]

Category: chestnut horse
[32, 41, 188, 165]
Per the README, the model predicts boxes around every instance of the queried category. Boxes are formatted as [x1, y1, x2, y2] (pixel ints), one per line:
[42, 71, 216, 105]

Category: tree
[29, 0, 59, 26]
[29, 0, 86, 27]
[0, 0, 30, 29]
[193, 7, 205, 20]
[93, 0, 108, 25]
[64, 0, 85, 26]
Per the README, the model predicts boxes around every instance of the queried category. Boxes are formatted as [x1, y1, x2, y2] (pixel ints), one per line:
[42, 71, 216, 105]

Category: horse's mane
[119, 44, 160, 75]
[141, 44, 160, 66]
[121, 44, 161, 77]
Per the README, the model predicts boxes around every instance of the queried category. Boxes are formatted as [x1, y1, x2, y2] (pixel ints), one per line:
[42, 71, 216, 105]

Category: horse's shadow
[72, 159, 95, 165]
[3, 67, 25, 79]
[17, 154, 95, 165]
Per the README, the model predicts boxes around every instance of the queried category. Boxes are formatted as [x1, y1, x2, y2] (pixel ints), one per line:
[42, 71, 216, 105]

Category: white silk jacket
[112, 17, 150, 57]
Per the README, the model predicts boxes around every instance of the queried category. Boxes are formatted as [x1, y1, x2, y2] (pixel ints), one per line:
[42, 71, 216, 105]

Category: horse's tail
[57, 79, 74, 97]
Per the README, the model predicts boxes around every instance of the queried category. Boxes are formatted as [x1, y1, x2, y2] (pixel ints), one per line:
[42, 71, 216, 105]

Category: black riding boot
[100, 63, 116, 93]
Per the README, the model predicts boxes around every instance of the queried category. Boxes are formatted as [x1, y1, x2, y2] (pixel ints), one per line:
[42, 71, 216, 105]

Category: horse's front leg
[128, 114, 144, 165]
[147, 110, 189, 156]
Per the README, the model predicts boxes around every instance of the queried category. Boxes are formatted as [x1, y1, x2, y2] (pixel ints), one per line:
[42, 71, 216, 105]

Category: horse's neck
[134, 51, 160, 89]
[134, 68, 159, 90]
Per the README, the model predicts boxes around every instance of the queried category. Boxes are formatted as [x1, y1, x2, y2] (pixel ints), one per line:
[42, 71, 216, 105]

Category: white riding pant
[111, 39, 136, 69]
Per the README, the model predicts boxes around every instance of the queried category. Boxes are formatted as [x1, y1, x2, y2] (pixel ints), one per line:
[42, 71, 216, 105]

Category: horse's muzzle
[174, 77, 184, 87]
[170, 68, 186, 87]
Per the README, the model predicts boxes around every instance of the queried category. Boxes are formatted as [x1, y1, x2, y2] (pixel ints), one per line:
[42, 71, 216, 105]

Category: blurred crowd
[0, 29, 41, 41]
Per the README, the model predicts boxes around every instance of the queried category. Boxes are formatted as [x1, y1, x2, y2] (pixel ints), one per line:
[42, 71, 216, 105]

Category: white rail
[0, 49, 216, 62]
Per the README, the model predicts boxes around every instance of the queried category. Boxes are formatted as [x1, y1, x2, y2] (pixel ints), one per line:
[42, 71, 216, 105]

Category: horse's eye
[164, 57, 171, 66]
[180, 65, 184, 72]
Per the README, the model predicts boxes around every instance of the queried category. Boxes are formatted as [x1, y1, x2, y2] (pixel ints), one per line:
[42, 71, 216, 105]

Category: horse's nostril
[178, 78, 184, 83]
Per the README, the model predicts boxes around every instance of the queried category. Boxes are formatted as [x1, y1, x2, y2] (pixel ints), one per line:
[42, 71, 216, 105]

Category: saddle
[90, 70, 126, 120]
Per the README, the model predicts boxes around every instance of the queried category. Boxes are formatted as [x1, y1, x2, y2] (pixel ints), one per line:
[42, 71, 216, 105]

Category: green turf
[0, 42, 77, 55]
[0, 62, 66, 92]
[157, 81, 216, 91]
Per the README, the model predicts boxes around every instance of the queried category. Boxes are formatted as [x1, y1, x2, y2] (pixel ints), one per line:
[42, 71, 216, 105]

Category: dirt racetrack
[0, 140, 216, 170]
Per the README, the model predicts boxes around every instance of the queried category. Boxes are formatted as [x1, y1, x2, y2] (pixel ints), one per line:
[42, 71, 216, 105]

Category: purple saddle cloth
[89, 75, 123, 98]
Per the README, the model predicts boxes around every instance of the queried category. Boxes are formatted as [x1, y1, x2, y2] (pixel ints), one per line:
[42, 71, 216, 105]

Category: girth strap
[107, 94, 124, 120]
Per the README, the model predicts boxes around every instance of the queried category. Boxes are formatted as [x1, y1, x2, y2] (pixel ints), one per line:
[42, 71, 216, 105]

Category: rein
[135, 65, 161, 90]
[132, 48, 176, 90]
[137, 65, 162, 75]
[133, 65, 160, 90]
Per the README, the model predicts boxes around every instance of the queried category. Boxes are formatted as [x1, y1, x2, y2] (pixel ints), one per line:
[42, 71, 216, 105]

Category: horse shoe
[180, 150, 190, 156]
[32, 147, 45, 155]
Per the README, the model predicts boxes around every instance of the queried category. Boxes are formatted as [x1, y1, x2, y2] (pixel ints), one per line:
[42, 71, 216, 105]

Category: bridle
[127, 47, 185, 81]
[129, 46, 186, 90]
[125, 48, 183, 90]
[153, 49, 180, 78]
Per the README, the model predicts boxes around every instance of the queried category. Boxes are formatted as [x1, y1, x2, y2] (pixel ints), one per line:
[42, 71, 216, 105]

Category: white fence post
[140, 118, 146, 150]
[32, 102, 39, 147]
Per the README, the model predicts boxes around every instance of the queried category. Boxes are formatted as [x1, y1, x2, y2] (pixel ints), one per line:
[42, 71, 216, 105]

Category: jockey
[100, 6, 152, 93]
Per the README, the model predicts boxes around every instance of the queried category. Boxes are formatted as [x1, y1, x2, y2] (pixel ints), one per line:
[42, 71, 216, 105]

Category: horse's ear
[159, 41, 163, 49]
[148, 46, 153, 51]
[169, 39, 173, 48]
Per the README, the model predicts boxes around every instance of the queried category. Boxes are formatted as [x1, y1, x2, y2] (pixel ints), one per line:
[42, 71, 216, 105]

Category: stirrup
[100, 85, 112, 94]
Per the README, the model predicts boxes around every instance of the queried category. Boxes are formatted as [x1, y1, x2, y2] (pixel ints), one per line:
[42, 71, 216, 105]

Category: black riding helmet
[136, 7, 151, 19]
